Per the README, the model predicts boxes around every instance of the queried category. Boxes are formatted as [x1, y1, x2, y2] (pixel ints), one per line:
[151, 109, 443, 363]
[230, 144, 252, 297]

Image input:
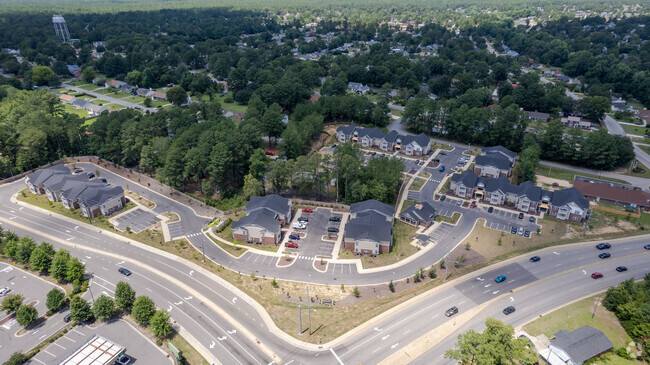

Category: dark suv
[329, 216, 341, 222]
[327, 227, 339, 233]
[118, 267, 132, 276]
[445, 306, 459, 317]
[503, 306, 516, 315]
[596, 242, 611, 250]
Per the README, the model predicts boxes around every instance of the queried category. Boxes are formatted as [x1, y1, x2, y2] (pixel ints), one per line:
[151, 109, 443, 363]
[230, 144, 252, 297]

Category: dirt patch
[561, 219, 637, 239]
[277, 256, 294, 267]
[125, 190, 155, 209]
[535, 175, 572, 188]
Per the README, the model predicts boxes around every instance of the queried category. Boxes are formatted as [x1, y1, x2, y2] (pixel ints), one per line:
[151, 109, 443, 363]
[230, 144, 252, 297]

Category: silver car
[0, 287, 11, 297]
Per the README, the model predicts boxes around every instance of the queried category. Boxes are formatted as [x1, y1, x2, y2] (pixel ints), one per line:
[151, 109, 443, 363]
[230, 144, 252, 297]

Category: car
[495, 275, 506, 283]
[0, 287, 10, 297]
[292, 222, 306, 229]
[86, 171, 95, 179]
[327, 227, 339, 233]
[518, 227, 524, 235]
[529, 216, 536, 223]
[288, 234, 300, 240]
[511, 226, 517, 234]
[63, 313, 71, 322]
[439, 166, 446, 172]
[329, 216, 341, 222]
[115, 354, 131, 365]
[265, 151, 275, 156]
[285, 241, 298, 248]
[552, 182, 559, 187]
[302, 208, 313, 213]
[518, 212, 524, 219]
[470, 201, 477, 208]
[487, 206, 494, 213]
[524, 230, 531, 237]
[331, 144, 337, 148]
[503, 306, 516, 315]
[440, 195, 446, 201]
[371, 152, 377, 156]
[599, 252, 611, 259]
[99, 177, 109, 186]
[445, 306, 459, 317]
[297, 217, 309, 223]
[644, 244, 650, 250]
[439, 151, 446, 155]
[457, 199, 462, 206]
[73, 168, 83, 174]
[591, 272, 603, 279]
[596, 242, 611, 250]
[616, 266, 628, 272]
[529, 256, 541, 262]
[118, 267, 132, 276]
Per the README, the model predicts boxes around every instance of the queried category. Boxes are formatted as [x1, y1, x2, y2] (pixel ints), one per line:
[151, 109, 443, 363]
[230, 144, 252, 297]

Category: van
[292, 222, 306, 229]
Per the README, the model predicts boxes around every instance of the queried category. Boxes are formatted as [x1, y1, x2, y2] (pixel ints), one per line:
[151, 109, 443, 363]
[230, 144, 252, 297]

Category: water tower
[52, 15, 71, 43]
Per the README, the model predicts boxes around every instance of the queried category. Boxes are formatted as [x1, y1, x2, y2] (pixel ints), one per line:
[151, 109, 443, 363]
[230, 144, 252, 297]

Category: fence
[592, 204, 641, 218]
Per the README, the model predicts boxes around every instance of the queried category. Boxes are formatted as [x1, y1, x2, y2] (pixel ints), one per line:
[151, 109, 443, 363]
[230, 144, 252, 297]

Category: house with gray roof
[528, 111, 550, 122]
[76, 184, 126, 218]
[474, 155, 513, 178]
[85, 103, 110, 117]
[232, 210, 282, 245]
[481, 146, 517, 166]
[347, 82, 370, 94]
[343, 211, 393, 255]
[25, 164, 71, 194]
[336, 124, 358, 143]
[43, 174, 88, 202]
[71, 98, 90, 109]
[399, 202, 436, 227]
[450, 171, 588, 221]
[350, 199, 394, 222]
[540, 325, 613, 365]
[335, 125, 431, 156]
[246, 194, 292, 225]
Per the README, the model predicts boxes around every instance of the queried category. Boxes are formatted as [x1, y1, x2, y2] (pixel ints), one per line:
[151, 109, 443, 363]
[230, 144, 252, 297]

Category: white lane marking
[189, 270, 194, 276]
[145, 288, 152, 292]
[382, 335, 390, 340]
[184, 296, 193, 300]
[174, 301, 183, 305]
[492, 290, 499, 295]
[330, 348, 344, 365]
[374, 327, 382, 332]
[92, 281, 115, 294]
[217, 336, 227, 341]
[53, 343, 66, 350]
[391, 343, 400, 349]
[232, 297, 238, 304]
[227, 330, 237, 334]
[209, 341, 215, 349]
[32, 359, 46, 364]
[372, 347, 381, 353]
[64, 336, 77, 343]
[510, 296, 514, 302]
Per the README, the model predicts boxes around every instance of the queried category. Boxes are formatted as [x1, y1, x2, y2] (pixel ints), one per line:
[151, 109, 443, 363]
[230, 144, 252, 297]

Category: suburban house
[573, 177, 650, 211]
[539, 326, 613, 365]
[347, 82, 370, 94]
[450, 170, 589, 221]
[86, 103, 110, 117]
[399, 202, 437, 227]
[336, 125, 431, 156]
[344, 199, 394, 255]
[152, 91, 167, 101]
[105, 80, 126, 88]
[67, 65, 81, 78]
[137, 88, 155, 98]
[562, 116, 592, 130]
[474, 145, 516, 178]
[231, 194, 291, 245]
[71, 98, 90, 109]
[635, 109, 650, 125]
[121, 84, 137, 94]
[528, 111, 550, 122]
[25, 166, 126, 218]
[59, 94, 75, 104]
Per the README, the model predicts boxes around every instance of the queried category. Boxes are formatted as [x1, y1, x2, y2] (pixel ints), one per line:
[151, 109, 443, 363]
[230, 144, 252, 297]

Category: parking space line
[32, 359, 46, 364]
[63, 336, 77, 343]
[245, 254, 253, 262]
[43, 350, 56, 357]
[72, 329, 84, 336]
[53, 342, 66, 350]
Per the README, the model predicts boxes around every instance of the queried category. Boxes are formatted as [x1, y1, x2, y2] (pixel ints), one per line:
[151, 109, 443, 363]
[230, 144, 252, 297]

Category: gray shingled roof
[383, 130, 400, 143]
[26, 165, 70, 187]
[482, 146, 517, 160]
[232, 209, 281, 233]
[551, 187, 589, 210]
[451, 170, 479, 187]
[399, 202, 436, 224]
[517, 181, 542, 201]
[79, 185, 124, 206]
[358, 127, 384, 139]
[337, 124, 358, 136]
[475, 155, 511, 171]
[44, 174, 88, 193]
[350, 199, 394, 218]
[552, 326, 613, 364]
[345, 211, 393, 243]
[246, 194, 291, 217]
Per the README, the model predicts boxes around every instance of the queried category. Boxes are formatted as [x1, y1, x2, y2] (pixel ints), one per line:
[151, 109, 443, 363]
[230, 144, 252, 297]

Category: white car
[292, 222, 306, 229]
[0, 287, 11, 297]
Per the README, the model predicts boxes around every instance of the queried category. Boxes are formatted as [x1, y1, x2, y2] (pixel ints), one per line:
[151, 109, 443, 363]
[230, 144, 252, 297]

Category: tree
[516, 135, 541, 183]
[248, 148, 270, 180]
[353, 287, 360, 298]
[1, 293, 24, 314]
[92, 295, 115, 320]
[132, 296, 156, 326]
[143, 97, 152, 107]
[50, 249, 71, 281]
[69, 295, 92, 322]
[46, 288, 66, 312]
[81, 67, 95, 83]
[15, 237, 36, 264]
[115, 281, 136, 312]
[242, 173, 264, 199]
[389, 280, 395, 292]
[445, 318, 537, 364]
[16, 305, 37, 326]
[66, 257, 85, 283]
[30, 242, 55, 273]
[578, 96, 610, 122]
[125, 70, 142, 86]
[150, 310, 173, 338]
[166, 85, 188, 106]
[5, 352, 28, 365]
[428, 266, 437, 278]
[262, 103, 285, 147]
[31, 66, 56, 86]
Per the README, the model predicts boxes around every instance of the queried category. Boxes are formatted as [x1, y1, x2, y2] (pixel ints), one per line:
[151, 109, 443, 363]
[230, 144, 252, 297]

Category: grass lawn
[95, 89, 131, 98]
[536, 166, 630, 185]
[621, 123, 648, 136]
[628, 102, 646, 110]
[401, 200, 415, 213]
[214, 94, 248, 114]
[435, 212, 461, 225]
[123, 95, 147, 104]
[102, 103, 127, 110]
[524, 295, 635, 364]
[83, 117, 98, 126]
[61, 103, 90, 119]
[169, 330, 209, 365]
[338, 221, 420, 269]
[409, 177, 427, 192]
[149, 100, 169, 107]
[432, 142, 454, 151]
[391, 109, 402, 117]
[79, 84, 101, 91]
[623, 159, 650, 179]
[67, 80, 87, 86]
[637, 144, 650, 155]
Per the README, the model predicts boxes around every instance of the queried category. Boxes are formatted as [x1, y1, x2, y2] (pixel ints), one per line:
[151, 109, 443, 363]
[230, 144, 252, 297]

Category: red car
[285, 241, 298, 248]
[591, 272, 603, 279]
[302, 208, 313, 213]
[266, 151, 275, 156]
[470, 201, 477, 208]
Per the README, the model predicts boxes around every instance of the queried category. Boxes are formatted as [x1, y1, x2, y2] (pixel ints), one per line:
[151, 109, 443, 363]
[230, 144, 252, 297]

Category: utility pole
[307, 286, 311, 335]
[89, 287, 95, 303]
[583, 208, 592, 236]
[298, 305, 302, 336]
[592, 294, 602, 319]
[444, 254, 449, 281]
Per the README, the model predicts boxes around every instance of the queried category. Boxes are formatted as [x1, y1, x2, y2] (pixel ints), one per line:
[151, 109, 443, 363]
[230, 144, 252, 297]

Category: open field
[621, 124, 647, 136]
[214, 94, 248, 114]
[61, 103, 90, 119]
[536, 166, 630, 185]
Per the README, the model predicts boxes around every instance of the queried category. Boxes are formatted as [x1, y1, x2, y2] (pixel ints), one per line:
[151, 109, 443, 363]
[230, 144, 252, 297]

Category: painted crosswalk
[428, 179, 441, 183]
[296, 255, 316, 260]
[186, 232, 202, 238]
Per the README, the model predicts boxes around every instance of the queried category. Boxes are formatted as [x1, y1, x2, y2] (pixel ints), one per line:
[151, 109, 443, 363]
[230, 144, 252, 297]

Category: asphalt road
[60, 83, 159, 114]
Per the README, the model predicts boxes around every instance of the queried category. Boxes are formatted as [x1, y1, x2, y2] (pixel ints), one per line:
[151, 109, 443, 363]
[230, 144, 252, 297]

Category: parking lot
[481, 206, 540, 236]
[0, 264, 58, 333]
[286, 208, 343, 259]
[114, 208, 159, 233]
[30, 319, 170, 365]
[428, 223, 455, 244]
